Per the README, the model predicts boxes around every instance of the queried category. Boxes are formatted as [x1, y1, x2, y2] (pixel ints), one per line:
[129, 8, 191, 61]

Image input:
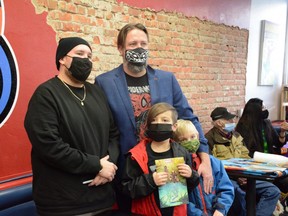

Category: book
[155, 157, 188, 208]
[253, 151, 288, 168]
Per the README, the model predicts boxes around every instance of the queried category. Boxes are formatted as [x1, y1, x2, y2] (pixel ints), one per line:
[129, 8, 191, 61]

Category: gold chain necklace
[60, 80, 86, 106]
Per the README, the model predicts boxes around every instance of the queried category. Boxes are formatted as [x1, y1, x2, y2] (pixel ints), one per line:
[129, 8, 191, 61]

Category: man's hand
[198, 152, 214, 194]
[88, 175, 109, 186]
[99, 155, 118, 181]
[88, 155, 117, 186]
[237, 177, 247, 186]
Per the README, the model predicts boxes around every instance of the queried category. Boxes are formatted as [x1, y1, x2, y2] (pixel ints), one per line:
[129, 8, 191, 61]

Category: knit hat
[210, 107, 236, 121]
[55, 37, 92, 70]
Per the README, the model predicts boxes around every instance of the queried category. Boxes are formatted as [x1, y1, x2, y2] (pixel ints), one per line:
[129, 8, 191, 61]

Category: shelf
[280, 85, 288, 120]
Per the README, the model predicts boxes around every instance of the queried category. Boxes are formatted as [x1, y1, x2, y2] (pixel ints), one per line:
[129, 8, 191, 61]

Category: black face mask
[146, 123, 173, 142]
[66, 56, 92, 82]
[262, 109, 269, 119]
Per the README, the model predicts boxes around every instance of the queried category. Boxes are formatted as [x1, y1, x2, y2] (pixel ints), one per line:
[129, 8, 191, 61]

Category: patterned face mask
[125, 47, 149, 66]
[180, 139, 200, 153]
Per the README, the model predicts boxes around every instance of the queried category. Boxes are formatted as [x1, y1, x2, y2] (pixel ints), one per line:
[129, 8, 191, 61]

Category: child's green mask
[180, 140, 200, 153]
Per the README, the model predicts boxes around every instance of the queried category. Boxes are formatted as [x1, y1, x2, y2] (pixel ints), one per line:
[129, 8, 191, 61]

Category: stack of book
[222, 151, 288, 178]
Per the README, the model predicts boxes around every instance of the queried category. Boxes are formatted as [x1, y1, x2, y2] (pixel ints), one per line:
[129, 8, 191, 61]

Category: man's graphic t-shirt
[125, 72, 151, 142]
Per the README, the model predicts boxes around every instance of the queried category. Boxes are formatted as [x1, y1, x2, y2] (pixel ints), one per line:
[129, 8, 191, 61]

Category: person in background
[235, 98, 288, 157]
[95, 23, 213, 212]
[205, 107, 281, 216]
[24, 37, 119, 216]
[174, 119, 234, 216]
[121, 102, 199, 216]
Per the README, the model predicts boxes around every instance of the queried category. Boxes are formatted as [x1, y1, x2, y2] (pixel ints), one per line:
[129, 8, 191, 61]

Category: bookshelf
[280, 85, 288, 120]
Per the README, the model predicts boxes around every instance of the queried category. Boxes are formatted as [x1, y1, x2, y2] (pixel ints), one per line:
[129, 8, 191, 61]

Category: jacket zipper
[198, 183, 208, 215]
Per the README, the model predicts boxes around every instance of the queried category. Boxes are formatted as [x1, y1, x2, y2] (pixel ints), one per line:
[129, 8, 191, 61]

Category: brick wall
[31, 0, 248, 133]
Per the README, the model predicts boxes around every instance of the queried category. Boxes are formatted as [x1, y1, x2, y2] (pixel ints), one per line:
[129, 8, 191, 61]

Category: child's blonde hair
[173, 119, 199, 141]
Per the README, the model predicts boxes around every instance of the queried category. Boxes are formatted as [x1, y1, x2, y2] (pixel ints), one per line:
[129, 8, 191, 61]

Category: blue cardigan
[95, 64, 208, 172]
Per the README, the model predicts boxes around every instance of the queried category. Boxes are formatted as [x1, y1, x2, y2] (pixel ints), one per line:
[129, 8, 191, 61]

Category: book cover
[155, 157, 188, 208]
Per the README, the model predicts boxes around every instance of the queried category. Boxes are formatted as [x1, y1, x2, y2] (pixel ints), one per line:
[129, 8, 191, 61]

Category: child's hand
[177, 163, 192, 178]
[153, 172, 168, 186]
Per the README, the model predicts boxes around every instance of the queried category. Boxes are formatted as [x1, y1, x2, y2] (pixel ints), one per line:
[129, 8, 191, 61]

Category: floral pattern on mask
[125, 47, 149, 66]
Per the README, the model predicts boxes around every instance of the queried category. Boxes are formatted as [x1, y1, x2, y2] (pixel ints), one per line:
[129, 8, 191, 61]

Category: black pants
[274, 176, 288, 193]
[115, 188, 132, 213]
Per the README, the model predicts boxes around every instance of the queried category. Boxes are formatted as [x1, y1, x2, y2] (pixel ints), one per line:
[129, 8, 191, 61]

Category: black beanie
[55, 37, 92, 70]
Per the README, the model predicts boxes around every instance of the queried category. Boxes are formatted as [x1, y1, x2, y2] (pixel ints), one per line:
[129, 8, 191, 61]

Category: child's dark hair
[146, 102, 178, 126]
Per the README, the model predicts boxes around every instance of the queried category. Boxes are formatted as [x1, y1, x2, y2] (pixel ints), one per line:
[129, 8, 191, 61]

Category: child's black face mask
[146, 123, 173, 142]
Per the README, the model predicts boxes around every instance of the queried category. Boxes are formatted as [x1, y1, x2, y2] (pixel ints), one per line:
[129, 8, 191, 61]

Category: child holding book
[121, 102, 199, 216]
[173, 119, 234, 216]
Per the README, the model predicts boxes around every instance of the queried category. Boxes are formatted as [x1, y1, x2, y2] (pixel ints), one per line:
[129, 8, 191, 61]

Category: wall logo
[0, 36, 18, 128]
[0, 1, 19, 127]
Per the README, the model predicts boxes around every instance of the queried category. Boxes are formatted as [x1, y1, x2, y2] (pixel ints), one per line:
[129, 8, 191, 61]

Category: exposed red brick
[31, 0, 247, 132]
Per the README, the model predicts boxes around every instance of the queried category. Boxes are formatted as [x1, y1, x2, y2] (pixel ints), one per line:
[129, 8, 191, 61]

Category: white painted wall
[246, 0, 287, 120]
